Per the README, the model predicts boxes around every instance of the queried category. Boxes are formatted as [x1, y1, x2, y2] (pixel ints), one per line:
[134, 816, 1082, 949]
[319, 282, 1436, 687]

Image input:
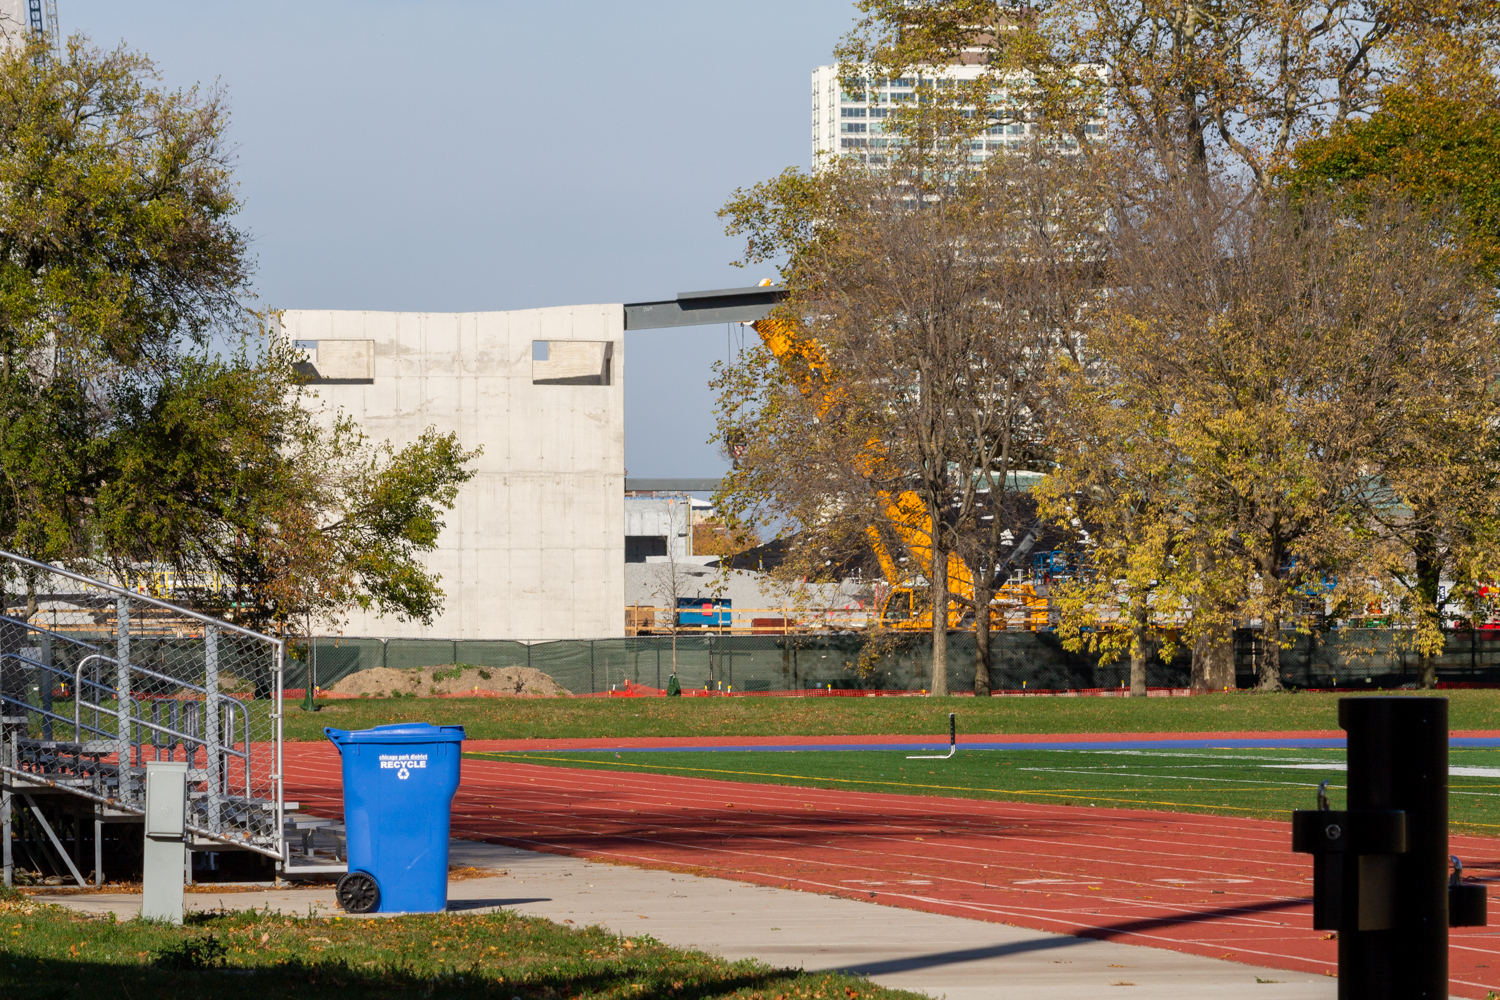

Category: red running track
[284, 742, 1500, 998]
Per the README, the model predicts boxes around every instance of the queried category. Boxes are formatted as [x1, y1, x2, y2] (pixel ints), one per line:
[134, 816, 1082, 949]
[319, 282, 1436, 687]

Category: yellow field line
[465, 751, 1292, 813]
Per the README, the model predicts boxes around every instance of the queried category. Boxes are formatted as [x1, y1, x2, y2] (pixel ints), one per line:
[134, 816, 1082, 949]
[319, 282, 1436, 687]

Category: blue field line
[524, 736, 1500, 754]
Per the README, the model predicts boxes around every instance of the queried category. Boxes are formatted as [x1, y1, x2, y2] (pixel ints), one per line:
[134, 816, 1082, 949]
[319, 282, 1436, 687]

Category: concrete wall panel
[282, 304, 624, 641]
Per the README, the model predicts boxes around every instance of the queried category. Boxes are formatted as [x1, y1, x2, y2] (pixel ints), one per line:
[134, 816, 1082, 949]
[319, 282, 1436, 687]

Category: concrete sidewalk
[42, 840, 1334, 1000]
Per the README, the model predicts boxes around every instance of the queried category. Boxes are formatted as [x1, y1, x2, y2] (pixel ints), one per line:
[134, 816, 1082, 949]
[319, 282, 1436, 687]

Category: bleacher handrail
[0, 547, 279, 644]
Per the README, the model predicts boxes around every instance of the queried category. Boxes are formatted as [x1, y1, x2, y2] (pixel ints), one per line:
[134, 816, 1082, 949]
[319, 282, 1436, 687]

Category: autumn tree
[1053, 185, 1499, 689]
[1036, 342, 1191, 697]
[937, 151, 1099, 695]
[1286, 60, 1500, 685]
[718, 146, 1098, 694]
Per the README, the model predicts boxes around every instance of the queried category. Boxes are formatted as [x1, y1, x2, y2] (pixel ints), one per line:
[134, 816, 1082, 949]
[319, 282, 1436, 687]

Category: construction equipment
[749, 316, 1050, 633]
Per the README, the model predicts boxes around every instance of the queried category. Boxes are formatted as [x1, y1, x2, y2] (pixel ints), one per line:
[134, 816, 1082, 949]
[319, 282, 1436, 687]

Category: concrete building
[280, 306, 625, 641]
[278, 287, 784, 642]
[624, 494, 692, 563]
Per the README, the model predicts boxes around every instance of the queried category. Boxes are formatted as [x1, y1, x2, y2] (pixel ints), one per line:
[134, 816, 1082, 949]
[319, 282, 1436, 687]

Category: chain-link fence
[0, 550, 285, 867]
[289, 631, 1189, 694]
[289, 626, 1500, 695]
[1239, 628, 1500, 688]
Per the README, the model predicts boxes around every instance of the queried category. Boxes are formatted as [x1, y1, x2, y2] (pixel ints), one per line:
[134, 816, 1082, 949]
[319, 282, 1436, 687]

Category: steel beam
[624, 286, 785, 331]
[625, 478, 722, 492]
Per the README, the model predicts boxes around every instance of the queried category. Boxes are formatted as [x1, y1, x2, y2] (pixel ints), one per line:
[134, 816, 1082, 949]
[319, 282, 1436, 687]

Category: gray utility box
[141, 761, 187, 923]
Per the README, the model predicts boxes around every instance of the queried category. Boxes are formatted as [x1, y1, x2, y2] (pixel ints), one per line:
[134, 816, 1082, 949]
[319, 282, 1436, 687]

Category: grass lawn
[0, 892, 920, 1000]
[467, 744, 1500, 837]
[282, 689, 1500, 742]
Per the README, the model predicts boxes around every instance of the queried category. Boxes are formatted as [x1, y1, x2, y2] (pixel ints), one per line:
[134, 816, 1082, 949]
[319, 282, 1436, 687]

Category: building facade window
[814, 63, 1102, 169]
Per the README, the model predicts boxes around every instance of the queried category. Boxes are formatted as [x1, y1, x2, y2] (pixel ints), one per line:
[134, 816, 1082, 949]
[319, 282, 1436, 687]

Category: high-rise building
[811, 64, 1096, 170]
[0, 0, 56, 52]
[812, 64, 1034, 169]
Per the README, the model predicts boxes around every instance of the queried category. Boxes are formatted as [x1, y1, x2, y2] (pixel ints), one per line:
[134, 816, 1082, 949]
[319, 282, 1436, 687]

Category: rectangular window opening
[533, 340, 613, 386]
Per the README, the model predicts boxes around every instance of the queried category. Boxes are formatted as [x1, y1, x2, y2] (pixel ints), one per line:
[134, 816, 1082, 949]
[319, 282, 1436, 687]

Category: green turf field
[285, 689, 1500, 741]
[466, 744, 1500, 836]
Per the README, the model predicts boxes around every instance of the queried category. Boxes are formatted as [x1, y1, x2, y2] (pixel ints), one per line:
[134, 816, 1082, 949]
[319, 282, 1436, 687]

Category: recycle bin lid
[324, 722, 466, 745]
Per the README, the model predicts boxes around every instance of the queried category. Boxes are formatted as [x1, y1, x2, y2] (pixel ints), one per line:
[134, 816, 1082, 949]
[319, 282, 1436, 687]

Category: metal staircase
[0, 550, 309, 885]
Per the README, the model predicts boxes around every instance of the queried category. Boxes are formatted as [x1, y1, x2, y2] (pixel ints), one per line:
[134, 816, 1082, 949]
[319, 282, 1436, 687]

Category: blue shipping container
[676, 597, 731, 628]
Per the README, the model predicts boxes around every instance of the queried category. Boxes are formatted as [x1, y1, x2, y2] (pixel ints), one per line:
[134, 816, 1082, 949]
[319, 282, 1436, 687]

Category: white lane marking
[1267, 764, 1500, 777]
[1017, 767, 1331, 788]
[1078, 750, 1340, 763]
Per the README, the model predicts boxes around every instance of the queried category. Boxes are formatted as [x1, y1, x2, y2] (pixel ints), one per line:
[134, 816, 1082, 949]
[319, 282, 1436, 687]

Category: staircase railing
[0, 549, 285, 861]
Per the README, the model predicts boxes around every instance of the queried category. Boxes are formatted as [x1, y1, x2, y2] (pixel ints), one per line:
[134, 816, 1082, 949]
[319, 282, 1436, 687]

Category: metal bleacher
[0, 549, 341, 885]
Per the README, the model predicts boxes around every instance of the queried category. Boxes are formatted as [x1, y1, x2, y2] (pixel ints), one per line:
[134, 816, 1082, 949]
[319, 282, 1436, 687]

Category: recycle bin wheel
[336, 870, 380, 914]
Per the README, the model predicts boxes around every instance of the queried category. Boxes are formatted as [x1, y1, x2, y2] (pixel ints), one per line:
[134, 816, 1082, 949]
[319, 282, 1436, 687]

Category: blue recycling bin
[324, 722, 465, 913]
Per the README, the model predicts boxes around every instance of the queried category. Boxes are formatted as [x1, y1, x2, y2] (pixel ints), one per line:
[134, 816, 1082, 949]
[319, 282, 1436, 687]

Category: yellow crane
[749, 316, 1049, 632]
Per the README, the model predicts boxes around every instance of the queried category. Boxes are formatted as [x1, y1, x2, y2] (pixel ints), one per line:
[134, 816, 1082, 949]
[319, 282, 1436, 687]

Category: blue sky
[66, 1, 856, 476]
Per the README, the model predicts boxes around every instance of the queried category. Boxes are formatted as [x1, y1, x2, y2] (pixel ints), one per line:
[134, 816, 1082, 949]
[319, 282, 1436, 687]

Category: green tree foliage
[0, 37, 480, 632]
[0, 37, 248, 560]
[1291, 80, 1500, 277]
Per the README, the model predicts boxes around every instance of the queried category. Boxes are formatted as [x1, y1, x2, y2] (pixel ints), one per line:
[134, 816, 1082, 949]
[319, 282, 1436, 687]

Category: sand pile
[326, 664, 570, 698]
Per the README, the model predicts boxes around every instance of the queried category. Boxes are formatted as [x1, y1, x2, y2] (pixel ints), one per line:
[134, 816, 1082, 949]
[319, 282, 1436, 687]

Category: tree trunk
[1412, 525, 1443, 691]
[1129, 599, 1149, 698]
[1418, 652, 1437, 690]
[930, 546, 948, 696]
[1258, 617, 1283, 691]
[973, 578, 992, 697]
[1192, 623, 1235, 692]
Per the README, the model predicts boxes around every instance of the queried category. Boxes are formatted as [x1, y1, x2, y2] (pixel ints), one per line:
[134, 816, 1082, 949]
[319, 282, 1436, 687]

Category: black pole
[1341, 697, 1449, 998]
[1294, 695, 1486, 999]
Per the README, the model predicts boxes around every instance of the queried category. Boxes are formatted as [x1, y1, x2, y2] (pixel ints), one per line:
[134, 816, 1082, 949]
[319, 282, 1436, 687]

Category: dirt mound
[326, 664, 570, 698]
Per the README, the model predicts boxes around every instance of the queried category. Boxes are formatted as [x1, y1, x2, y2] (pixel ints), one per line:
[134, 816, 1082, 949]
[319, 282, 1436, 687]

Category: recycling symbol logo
[397, 766, 410, 779]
